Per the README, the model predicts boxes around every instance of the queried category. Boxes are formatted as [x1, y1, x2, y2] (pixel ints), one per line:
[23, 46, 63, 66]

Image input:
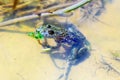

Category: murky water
[0, 0, 120, 80]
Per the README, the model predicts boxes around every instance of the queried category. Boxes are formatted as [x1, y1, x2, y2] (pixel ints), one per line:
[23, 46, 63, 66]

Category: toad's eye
[48, 30, 54, 35]
[47, 24, 51, 28]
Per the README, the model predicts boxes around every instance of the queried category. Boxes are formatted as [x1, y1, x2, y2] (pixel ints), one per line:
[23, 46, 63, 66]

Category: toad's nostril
[47, 24, 51, 28]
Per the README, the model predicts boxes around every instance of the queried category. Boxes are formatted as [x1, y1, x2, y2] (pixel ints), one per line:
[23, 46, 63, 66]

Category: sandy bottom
[0, 0, 120, 80]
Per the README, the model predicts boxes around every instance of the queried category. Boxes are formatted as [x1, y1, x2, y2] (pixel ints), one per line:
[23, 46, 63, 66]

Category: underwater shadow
[50, 47, 90, 66]
[49, 48, 90, 80]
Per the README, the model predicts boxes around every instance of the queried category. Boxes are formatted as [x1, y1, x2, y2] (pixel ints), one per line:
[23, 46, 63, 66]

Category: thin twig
[113, 57, 120, 62]
[13, 0, 19, 10]
[53, 0, 92, 14]
[34, 2, 77, 14]
[101, 56, 120, 75]
[17, 2, 75, 16]
[0, 14, 39, 27]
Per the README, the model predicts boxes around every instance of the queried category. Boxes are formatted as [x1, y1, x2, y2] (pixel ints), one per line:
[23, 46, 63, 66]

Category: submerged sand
[0, 0, 120, 80]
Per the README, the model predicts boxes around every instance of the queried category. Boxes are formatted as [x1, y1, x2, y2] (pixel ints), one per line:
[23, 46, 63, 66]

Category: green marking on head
[28, 32, 34, 37]
[28, 32, 44, 39]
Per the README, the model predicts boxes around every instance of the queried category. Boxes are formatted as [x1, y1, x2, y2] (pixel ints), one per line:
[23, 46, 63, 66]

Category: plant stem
[53, 0, 92, 14]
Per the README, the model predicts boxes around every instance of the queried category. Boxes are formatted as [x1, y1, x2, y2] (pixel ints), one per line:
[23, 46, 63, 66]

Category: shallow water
[0, 0, 120, 80]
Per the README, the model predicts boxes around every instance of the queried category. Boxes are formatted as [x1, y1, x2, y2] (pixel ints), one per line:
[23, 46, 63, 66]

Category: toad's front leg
[37, 38, 50, 48]
[37, 38, 61, 49]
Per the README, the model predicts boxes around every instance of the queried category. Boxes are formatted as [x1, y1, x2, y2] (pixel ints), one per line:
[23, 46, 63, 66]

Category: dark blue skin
[36, 23, 90, 62]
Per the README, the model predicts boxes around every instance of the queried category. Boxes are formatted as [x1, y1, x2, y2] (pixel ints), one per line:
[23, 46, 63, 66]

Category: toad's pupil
[47, 25, 51, 28]
[48, 30, 54, 35]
